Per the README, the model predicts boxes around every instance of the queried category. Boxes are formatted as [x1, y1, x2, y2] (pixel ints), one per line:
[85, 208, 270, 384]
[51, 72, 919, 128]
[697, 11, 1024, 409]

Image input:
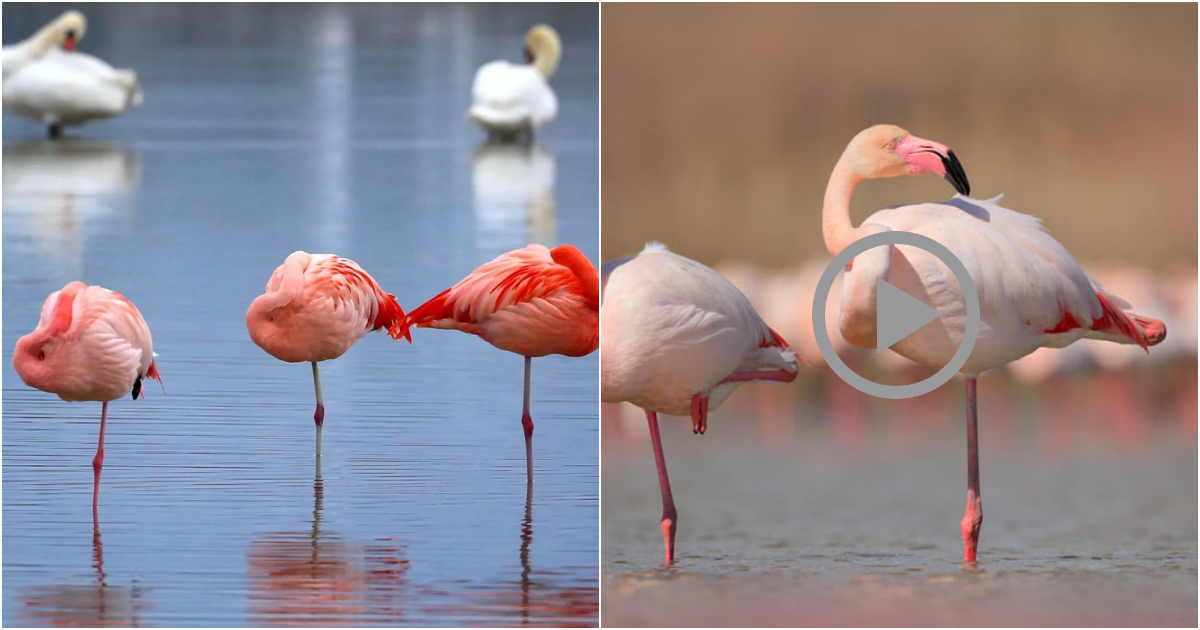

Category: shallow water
[601, 379, 1198, 627]
[3, 4, 599, 627]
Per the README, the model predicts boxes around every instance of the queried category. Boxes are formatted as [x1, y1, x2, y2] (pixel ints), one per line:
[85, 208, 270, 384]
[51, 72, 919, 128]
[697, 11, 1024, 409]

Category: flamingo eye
[37, 349, 45, 361]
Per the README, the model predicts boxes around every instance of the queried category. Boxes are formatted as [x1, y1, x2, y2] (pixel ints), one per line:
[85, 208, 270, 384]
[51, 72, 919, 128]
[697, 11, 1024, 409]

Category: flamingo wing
[402, 244, 585, 336]
[303, 255, 408, 341]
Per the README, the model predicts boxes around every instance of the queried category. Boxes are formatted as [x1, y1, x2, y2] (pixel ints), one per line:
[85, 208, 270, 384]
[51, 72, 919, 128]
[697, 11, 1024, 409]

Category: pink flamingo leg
[690, 394, 709, 434]
[92, 401, 108, 510]
[522, 356, 534, 485]
[311, 361, 325, 463]
[962, 375, 983, 564]
[690, 368, 798, 435]
[645, 410, 677, 565]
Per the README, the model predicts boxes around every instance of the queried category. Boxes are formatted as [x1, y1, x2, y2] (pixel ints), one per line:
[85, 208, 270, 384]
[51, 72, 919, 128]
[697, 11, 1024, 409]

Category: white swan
[3, 46, 142, 138]
[468, 24, 560, 139]
[2, 10, 86, 79]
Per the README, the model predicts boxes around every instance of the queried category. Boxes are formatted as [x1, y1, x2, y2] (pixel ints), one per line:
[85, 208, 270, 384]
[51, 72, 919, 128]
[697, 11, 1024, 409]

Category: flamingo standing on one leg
[398, 244, 598, 485]
[12, 281, 163, 509]
[821, 124, 1167, 563]
[600, 243, 801, 564]
[246, 251, 409, 466]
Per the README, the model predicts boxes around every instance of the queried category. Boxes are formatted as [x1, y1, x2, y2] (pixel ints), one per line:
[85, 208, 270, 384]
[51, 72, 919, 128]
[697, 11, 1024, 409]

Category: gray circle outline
[812, 230, 980, 399]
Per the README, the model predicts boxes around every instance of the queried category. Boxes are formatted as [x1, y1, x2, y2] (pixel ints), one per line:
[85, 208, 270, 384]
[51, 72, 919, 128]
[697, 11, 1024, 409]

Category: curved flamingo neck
[822, 158, 864, 256]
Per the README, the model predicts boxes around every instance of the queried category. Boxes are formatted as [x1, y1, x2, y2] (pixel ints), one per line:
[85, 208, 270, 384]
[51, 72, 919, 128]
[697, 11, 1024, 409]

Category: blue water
[3, 4, 599, 626]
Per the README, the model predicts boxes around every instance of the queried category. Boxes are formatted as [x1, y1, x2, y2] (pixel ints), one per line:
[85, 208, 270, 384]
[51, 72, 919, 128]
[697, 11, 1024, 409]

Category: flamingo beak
[64, 32, 77, 51]
[941, 150, 970, 196]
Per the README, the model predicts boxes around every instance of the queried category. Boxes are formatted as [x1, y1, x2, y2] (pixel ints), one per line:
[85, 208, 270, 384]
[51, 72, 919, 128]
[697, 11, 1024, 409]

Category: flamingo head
[845, 124, 970, 195]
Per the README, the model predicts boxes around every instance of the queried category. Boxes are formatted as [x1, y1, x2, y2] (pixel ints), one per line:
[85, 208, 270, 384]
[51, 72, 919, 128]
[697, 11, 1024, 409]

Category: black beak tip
[941, 149, 970, 196]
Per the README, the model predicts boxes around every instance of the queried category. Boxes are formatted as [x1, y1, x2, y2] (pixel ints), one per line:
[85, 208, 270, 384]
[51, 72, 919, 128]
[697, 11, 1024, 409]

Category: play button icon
[874, 277, 941, 354]
[811, 230, 981, 400]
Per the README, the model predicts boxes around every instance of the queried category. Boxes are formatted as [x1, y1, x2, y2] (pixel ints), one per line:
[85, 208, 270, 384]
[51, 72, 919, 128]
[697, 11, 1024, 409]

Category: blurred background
[3, 3, 598, 627]
[600, 4, 1196, 627]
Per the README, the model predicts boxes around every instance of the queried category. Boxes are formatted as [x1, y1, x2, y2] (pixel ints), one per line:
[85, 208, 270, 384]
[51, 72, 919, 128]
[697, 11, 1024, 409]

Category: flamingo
[2, 10, 86, 79]
[398, 244, 598, 484]
[468, 25, 560, 139]
[12, 281, 163, 509]
[600, 242, 801, 564]
[246, 251, 409, 465]
[821, 124, 1167, 563]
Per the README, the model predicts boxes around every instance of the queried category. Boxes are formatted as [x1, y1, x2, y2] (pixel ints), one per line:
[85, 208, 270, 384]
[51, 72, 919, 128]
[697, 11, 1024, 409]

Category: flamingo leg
[690, 394, 709, 434]
[691, 368, 798, 435]
[312, 361, 325, 464]
[522, 356, 534, 485]
[646, 410, 677, 565]
[92, 401, 107, 510]
[962, 375, 983, 564]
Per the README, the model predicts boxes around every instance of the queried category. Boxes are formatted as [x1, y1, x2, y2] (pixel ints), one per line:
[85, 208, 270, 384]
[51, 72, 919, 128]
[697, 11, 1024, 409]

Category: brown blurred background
[601, 3, 1196, 271]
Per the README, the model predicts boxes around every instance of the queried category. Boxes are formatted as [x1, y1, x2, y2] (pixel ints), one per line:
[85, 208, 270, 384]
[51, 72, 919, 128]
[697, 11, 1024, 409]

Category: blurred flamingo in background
[601, 242, 800, 564]
[246, 251, 408, 466]
[822, 124, 1167, 563]
[12, 281, 163, 509]
[400, 244, 599, 485]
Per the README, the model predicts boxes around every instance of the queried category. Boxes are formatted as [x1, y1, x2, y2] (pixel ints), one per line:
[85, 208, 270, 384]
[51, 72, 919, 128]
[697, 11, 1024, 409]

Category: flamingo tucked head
[844, 124, 970, 195]
[13, 281, 85, 398]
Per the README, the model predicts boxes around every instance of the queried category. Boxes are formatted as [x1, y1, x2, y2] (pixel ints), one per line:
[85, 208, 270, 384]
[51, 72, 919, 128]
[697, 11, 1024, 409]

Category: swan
[3, 45, 142, 139]
[468, 24, 560, 139]
[2, 10, 86, 79]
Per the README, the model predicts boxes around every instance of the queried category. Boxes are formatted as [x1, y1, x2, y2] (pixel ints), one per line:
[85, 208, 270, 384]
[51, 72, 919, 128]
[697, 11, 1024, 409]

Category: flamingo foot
[661, 510, 677, 565]
[690, 394, 709, 435]
[961, 489, 983, 564]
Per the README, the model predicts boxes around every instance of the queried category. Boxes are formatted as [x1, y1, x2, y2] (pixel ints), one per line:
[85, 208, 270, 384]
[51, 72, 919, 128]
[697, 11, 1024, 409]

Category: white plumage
[3, 47, 142, 132]
[601, 242, 798, 417]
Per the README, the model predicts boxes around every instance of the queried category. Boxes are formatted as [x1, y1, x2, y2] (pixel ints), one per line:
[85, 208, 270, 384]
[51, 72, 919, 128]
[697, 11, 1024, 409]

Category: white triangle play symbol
[875, 277, 941, 354]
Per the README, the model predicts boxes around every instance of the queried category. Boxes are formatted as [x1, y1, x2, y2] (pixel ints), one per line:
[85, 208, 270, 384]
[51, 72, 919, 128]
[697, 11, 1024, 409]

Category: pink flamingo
[398, 244, 599, 484]
[600, 242, 800, 564]
[12, 281, 163, 509]
[822, 124, 1167, 563]
[246, 251, 409, 463]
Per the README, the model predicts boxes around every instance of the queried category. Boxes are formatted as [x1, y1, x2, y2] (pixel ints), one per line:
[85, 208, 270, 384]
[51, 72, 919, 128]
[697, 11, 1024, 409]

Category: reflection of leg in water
[520, 472, 533, 625]
[92, 503, 106, 587]
[312, 474, 324, 563]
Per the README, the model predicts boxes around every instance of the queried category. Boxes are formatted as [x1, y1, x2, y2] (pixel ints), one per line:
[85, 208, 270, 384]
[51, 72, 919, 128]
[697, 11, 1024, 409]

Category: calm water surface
[3, 4, 598, 626]
[602, 379, 1197, 627]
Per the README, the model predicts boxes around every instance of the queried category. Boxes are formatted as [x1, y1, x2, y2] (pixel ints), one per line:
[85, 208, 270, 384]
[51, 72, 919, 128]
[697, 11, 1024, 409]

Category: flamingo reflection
[246, 475, 410, 626]
[15, 506, 150, 627]
[415, 479, 598, 627]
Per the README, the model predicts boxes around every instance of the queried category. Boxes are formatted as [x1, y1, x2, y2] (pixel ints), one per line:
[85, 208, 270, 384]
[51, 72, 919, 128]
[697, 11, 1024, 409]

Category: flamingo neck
[822, 158, 863, 256]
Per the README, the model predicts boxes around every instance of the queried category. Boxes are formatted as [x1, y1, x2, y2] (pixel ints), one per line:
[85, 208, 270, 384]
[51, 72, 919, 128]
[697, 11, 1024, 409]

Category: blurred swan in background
[471, 142, 556, 248]
[468, 25, 559, 140]
[3, 12, 141, 139]
[2, 10, 86, 79]
[3, 139, 139, 281]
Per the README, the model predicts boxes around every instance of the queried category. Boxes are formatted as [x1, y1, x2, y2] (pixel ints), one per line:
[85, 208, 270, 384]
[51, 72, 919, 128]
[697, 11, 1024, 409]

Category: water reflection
[472, 141, 556, 249]
[2, 139, 138, 282]
[246, 476, 411, 626]
[15, 509, 150, 628]
[417, 480, 599, 626]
